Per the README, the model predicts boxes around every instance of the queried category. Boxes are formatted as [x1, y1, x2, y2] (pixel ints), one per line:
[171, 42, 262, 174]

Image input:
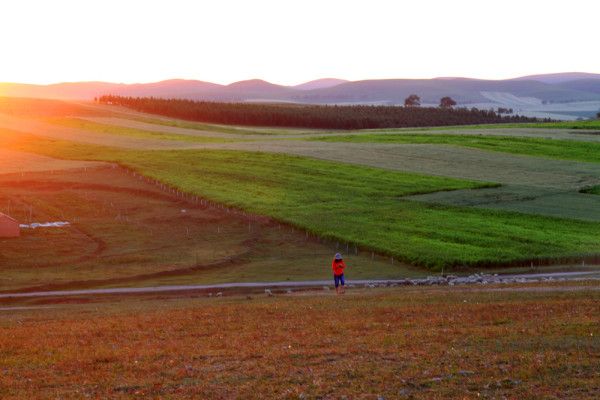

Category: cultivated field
[2, 98, 600, 270]
[0, 166, 416, 292]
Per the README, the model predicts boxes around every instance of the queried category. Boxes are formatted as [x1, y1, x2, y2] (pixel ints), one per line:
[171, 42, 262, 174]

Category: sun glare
[1, 0, 599, 85]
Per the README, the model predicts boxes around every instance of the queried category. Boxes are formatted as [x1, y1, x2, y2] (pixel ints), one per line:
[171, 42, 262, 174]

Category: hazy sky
[2, 0, 599, 85]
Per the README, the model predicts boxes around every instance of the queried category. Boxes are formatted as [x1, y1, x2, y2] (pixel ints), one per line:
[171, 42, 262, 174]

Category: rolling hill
[290, 78, 600, 104]
[512, 72, 600, 84]
[2, 73, 600, 110]
[556, 78, 600, 95]
[293, 78, 348, 91]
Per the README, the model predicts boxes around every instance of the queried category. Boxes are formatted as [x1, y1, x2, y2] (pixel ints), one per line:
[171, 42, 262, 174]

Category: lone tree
[404, 94, 421, 107]
[440, 96, 457, 108]
[597, 110, 600, 119]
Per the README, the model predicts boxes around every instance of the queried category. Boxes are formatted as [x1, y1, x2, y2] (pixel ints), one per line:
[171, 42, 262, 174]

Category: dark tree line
[98, 95, 546, 130]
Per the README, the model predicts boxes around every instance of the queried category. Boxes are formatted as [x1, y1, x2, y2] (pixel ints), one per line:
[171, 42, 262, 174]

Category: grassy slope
[314, 133, 600, 164]
[1, 286, 598, 399]
[133, 116, 327, 136]
[126, 116, 600, 137]
[0, 167, 254, 289]
[0, 166, 427, 292]
[45, 117, 236, 143]
[152, 117, 600, 134]
[5, 131, 600, 269]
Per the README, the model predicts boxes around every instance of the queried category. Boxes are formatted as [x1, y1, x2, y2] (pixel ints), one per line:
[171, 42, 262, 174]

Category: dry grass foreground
[0, 284, 598, 399]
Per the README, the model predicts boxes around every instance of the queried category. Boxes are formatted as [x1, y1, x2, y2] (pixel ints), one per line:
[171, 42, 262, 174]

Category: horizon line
[2, 71, 600, 87]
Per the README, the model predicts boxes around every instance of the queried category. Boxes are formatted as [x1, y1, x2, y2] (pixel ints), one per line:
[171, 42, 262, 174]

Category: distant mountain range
[2, 73, 600, 107]
[512, 72, 600, 84]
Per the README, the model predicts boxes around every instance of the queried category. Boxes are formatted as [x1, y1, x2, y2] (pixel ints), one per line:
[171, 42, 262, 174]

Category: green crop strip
[313, 133, 600, 164]
[5, 130, 600, 270]
[132, 116, 328, 136]
[46, 117, 237, 143]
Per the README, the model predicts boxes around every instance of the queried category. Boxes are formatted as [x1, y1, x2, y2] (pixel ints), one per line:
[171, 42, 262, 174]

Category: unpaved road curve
[0, 271, 598, 300]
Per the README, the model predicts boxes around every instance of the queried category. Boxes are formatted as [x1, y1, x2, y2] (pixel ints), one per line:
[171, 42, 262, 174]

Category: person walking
[332, 253, 346, 294]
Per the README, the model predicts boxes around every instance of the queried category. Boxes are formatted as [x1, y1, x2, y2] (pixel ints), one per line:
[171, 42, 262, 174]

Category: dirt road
[0, 271, 598, 300]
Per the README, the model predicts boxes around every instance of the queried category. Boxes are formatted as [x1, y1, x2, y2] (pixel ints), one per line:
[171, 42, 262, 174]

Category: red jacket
[332, 259, 346, 276]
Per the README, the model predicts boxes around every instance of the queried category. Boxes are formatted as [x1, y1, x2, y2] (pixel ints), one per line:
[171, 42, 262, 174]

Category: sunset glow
[2, 0, 599, 85]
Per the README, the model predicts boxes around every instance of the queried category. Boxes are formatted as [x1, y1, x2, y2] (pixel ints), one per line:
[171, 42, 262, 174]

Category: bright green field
[6, 131, 600, 270]
[314, 133, 600, 164]
[134, 116, 277, 135]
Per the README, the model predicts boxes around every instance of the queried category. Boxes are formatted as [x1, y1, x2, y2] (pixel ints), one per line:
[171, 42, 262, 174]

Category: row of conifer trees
[98, 95, 545, 130]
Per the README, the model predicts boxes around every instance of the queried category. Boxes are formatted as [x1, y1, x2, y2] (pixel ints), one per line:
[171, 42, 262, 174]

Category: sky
[1, 0, 599, 85]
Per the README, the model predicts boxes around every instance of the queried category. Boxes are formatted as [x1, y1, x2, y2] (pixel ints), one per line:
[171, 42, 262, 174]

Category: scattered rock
[193, 273, 595, 297]
[113, 385, 143, 394]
